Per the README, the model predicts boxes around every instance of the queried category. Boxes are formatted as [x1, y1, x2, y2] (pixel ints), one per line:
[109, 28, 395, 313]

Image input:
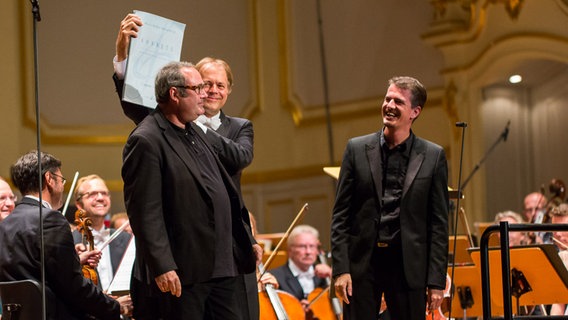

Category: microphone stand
[460, 120, 510, 190]
[316, 0, 334, 167]
[30, 0, 46, 319]
[448, 122, 468, 320]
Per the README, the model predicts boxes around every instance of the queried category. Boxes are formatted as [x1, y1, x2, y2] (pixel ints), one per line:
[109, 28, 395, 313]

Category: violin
[74, 209, 99, 286]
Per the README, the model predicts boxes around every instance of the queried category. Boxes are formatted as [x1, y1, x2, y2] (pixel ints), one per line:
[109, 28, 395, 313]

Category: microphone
[502, 120, 511, 142]
[455, 122, 468, 128]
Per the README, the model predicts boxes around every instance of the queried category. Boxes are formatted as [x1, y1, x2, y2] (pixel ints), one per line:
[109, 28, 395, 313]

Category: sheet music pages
[123, 10, 186, 108]
[107, 236, 136, 295]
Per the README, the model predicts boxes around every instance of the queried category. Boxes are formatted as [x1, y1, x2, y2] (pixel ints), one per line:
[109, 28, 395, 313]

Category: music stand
[449, 235, 474, 265]
[448, 264, 504, 318]
[469, 244, 568, 316]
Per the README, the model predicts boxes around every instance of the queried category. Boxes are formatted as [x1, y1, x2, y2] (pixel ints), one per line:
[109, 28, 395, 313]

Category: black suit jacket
[113, 74, 253, 192]
[0, 198, 120, 319]
[122, 109, 256, 286]
[270, 263, 328, 301]
[331, 131, 449, 290]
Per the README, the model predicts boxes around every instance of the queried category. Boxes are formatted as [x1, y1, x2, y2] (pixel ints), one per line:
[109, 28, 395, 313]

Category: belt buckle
[376, 242, 389, 248]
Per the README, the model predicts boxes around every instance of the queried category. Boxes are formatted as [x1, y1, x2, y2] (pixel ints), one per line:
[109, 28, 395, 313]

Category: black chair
[0, 280, 43, 320]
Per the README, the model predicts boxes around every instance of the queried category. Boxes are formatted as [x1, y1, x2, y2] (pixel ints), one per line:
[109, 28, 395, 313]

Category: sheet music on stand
[123, 10, 185, 108]
[106, 236, 136, 295]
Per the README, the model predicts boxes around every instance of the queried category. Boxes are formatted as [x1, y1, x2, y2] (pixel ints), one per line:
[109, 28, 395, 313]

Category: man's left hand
[427, 288, 444, 311]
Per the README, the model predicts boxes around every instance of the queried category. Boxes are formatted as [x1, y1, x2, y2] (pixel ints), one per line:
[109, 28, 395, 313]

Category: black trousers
[234, 272, 260, 320]
[131, 276, 241, 320]
[343, 245, 426, 320]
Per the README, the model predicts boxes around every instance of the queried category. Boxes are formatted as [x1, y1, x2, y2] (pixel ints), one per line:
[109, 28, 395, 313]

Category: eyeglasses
[77, 190, 110, 200]
[50, 172, 66, 185]
[202, 81, 227, 92]
[291, 244, 318, 251]
[175, 83, 206, 95]
[0, 195, 17, 205]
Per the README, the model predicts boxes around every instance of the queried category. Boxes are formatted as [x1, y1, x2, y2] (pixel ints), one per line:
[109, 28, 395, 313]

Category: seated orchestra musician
[72, 174, 132, 292]
[0, 151, 132, 319]
[0, 177, 16, 222]
[493, 210, 527, 247]
[268, 225, 333, 314]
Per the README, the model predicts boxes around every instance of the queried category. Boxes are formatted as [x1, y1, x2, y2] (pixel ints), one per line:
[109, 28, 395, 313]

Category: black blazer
[113, 74, 253, 192]
[331, 132, 449, 290]
[0, 198, 120, 319]
[270, 263, 328, 301]
[122, 109, 256, 286]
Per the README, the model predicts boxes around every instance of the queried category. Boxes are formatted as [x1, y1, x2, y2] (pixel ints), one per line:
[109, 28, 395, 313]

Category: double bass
[74, 209, 98, 285]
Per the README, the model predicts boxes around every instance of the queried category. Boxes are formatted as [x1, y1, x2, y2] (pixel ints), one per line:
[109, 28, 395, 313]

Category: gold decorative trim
[423, 2, 486, 48]
[278, 0, 303, 125]
[441, 33, 568, 74]
[426, 0, 529, 48]
[487, 0, 524, 19]
[443, 80, 461, 141]
[241, 0, 262, 121]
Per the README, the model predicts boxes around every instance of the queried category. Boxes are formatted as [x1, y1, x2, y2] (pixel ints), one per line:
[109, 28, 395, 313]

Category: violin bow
[306, 286, 330, 307]
[259, 203, 309, 278]
[553, 237, 568, 250]
[98, 221, 131, 251]
[61, 171, 79, 216]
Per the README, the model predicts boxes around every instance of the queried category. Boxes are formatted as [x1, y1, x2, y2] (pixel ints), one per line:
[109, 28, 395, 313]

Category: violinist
[270, 225, 332, 314]
[523, 190, 556, 244]
[72, 174, 132, 291]
[0, 151, 132, 319]
[493, 211, 527, 246]
[523, 192, 548, 224]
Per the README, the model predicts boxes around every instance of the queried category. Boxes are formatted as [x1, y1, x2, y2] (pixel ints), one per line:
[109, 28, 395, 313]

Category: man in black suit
[0, 151, 131, 319]
[122, 61, 260, 319]
[114, 13, 257, 319]
[270, 225, 332, 314]
[331, 76, 449, 320]
[72, 174, 132, 292]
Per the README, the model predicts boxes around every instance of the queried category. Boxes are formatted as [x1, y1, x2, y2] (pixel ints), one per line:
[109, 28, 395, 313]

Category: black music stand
[469, 244, 568, 316]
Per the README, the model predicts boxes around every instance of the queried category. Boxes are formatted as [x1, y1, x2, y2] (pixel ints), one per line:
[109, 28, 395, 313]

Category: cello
[74, 209, 99, 285]
[258, 204, 309, 320]
[306, 251, 342, 320]
[258, 262, 305, 320]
